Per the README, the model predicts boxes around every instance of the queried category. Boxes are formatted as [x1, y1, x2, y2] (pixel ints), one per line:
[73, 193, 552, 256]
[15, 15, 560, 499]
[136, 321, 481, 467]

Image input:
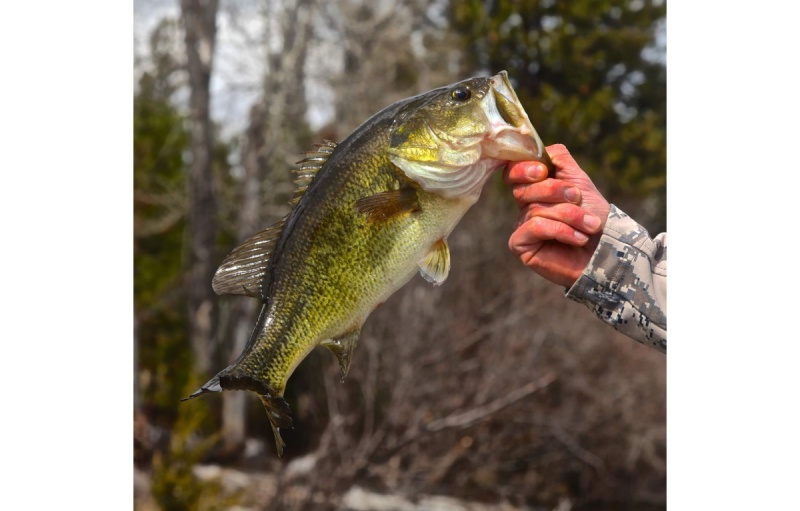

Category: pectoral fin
[418, 238, 450, 286]
[322, 328, 361, 382]
[354, 188, 420, 222]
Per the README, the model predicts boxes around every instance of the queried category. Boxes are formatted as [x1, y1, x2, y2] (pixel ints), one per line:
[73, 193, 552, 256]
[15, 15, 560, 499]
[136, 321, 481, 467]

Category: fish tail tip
[259, 394, 293, 456]
[273, 429, 287, 457]
[181, 375, 223, 401]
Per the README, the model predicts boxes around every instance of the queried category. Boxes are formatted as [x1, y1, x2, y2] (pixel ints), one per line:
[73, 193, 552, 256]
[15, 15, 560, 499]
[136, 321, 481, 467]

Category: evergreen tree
[134, 19, 193, 422]
[452, 0, 666, 231]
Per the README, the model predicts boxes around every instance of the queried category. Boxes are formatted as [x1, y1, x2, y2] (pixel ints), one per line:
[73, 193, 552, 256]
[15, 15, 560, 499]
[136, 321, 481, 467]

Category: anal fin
[321, 328, 361, 382]
[418, 238, 450, 286]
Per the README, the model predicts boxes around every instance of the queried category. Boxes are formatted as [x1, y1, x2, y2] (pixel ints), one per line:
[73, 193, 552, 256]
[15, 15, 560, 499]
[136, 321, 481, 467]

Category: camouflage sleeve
[565, 205, 666, 353]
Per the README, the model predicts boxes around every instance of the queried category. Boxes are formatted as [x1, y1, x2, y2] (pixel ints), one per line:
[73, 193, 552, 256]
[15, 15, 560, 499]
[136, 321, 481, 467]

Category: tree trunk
[219, 102, 266, 454]
[181, 0, 219, 376]
[217, 0, 317, 454]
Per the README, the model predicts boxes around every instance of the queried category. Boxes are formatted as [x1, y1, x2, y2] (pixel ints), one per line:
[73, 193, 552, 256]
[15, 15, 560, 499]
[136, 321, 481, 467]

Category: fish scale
[183, 71, 554, 455]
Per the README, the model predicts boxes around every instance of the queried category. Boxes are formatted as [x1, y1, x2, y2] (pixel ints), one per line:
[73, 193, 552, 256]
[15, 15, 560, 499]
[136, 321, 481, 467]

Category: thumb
[545, 144, 604, 198]
[545, 144, 586, 181]
[545, 144, 610, 225]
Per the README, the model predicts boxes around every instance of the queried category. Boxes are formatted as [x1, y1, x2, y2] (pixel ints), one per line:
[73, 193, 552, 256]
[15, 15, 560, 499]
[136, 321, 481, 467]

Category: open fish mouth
[481, 71, 548, 163]
[387, 70, 553, 199]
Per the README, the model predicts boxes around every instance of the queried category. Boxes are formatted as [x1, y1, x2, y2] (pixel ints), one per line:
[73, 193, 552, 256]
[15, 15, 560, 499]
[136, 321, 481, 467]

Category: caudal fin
[182, 366, 294, 456]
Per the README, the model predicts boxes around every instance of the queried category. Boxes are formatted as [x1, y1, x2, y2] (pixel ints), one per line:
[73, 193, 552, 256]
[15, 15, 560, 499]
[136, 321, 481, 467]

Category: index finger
[503, 160, 549, 187]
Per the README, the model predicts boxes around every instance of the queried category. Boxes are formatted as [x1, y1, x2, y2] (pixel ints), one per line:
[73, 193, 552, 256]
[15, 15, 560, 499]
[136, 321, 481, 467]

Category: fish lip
[484, 71, 546, 161]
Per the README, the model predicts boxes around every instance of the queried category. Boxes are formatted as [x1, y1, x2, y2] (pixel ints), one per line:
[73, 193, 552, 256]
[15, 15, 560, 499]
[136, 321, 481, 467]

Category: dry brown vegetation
[255, 185, 666, 510]
[134, 185, 665, 511]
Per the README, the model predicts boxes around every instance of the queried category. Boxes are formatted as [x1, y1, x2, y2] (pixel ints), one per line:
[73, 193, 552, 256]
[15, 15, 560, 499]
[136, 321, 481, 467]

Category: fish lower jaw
[481, 129, 543, 162]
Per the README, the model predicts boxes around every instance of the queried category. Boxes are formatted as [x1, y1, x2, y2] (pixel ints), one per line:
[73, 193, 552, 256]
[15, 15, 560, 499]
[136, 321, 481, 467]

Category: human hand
[503, 144, 611, 288]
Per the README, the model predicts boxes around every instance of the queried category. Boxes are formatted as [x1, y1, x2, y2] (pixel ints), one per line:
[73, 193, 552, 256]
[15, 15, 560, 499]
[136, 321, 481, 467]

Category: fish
[182, 71, 554, 456]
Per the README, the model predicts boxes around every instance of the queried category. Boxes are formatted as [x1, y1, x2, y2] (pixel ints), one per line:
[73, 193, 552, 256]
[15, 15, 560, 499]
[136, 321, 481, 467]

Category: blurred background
[133, 0, 666, 509]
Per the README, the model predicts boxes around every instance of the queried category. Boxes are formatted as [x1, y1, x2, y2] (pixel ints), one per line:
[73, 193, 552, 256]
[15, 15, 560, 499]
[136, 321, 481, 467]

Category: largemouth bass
[184, 71, 553, 455]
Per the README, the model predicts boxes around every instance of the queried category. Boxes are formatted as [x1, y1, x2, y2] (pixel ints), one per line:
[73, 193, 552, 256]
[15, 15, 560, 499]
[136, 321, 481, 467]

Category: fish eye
[451, 86, 471, 102]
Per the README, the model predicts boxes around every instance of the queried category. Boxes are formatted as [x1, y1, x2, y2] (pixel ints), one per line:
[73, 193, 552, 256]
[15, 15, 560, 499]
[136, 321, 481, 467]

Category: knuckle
[512, 185, 528, 202]
[542, 179, 563, 198]
[571, 206, 587, 226]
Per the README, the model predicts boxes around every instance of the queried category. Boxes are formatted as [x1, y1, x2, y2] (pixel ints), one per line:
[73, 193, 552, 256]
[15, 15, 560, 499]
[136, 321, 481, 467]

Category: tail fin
[182, 366, 294, 457]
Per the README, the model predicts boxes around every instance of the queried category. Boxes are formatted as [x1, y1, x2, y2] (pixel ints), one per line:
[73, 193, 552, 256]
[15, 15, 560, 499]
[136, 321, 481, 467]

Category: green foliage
[151, 393, 242, 511]
[134, 73, 195, 421]
[134, 88, 187, 303]
[451, 0, 666, 231]
[134, 15, 235, 430]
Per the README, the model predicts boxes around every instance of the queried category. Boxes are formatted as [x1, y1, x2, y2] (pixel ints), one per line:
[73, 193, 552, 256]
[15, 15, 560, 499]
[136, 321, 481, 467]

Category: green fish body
[185, 71, 553, 455]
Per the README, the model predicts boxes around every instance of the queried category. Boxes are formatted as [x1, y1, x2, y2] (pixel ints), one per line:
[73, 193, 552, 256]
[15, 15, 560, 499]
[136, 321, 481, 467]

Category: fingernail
[574, 230, 589, 242]
[525, 163, 547, 180]
[565, 187, 581, 203]
[584, 214, 600, 230]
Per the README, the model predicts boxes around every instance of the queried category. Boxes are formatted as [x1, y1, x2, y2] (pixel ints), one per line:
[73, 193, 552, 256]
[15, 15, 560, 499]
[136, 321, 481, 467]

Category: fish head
[388, 71, 550, 199]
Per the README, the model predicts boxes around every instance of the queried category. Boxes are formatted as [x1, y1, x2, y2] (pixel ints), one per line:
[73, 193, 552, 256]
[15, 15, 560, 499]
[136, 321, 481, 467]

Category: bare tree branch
[424, 373, 556, 433]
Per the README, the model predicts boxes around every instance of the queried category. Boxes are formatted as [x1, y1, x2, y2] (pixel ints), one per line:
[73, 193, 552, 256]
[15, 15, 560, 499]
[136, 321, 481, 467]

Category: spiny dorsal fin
[418, 238, 450, 286]
[212, 216, 287, 297]
[354, 187, 421, 222]
[290, 140, 337, 206]
[211, 140, 336, 298]
[214, 141, 338, 296]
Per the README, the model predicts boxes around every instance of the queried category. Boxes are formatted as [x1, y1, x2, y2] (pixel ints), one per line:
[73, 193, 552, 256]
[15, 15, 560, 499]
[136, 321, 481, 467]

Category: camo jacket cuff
[565, 205, 667, 353]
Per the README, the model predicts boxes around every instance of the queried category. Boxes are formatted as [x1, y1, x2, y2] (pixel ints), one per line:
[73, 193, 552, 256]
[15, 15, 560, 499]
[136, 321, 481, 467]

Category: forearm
[565, 205, 667, 353]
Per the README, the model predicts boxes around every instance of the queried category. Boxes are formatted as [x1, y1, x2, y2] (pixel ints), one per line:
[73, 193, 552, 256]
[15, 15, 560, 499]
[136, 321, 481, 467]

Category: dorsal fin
[212, 216, 287, 297]
[290, 140, 336, 206]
